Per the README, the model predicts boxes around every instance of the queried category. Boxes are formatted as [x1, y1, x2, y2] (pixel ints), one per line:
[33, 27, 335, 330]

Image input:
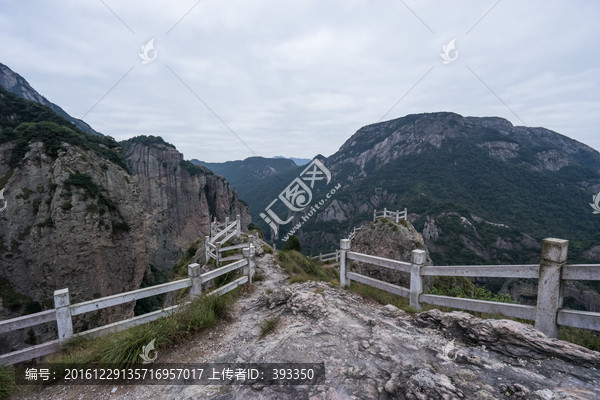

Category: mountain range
[207, 112, 600, 266]
[272, 155, 311, 165]
[2, 60, 600, 348]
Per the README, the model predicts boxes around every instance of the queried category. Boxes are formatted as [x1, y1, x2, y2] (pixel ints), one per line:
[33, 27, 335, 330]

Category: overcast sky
[1, 0, 599, 162]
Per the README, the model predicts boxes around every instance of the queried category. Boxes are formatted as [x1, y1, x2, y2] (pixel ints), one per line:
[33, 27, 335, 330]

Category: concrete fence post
[339, 239, 351, 288]
[54, 288, 73, 343]
[319, 253, 322, 261]
[384, 207, 387, 218]
[248, 234, 254, 248]
[225, 216, 229, 227]
[404, 208, 407, 220]
[373, 209, 376, 222]
[243, 244, 256, 284]
[205, 236, 210, 263]
[410, 250, 427, 310]
[188, 263, 203, 298]
[395, 210, 399, 224]
[215, 242, 221, 266]
[236, 214, 241, 237]
[535, 238, 569, 338]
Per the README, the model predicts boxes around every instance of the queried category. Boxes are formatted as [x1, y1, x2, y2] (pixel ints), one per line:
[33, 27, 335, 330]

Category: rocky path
[12, 250, 600, 400]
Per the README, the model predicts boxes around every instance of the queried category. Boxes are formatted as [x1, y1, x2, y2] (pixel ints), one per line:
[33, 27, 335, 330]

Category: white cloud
[1, 0, 599, 161]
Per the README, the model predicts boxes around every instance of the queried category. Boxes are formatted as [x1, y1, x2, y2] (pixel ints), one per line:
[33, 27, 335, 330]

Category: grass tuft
[49, 292, 237, 368]
[259, 317, 280, 338]
[349, 282, 412, 312]
[0, 365, 16, 399]
[262, 244, 273, 254]
[276, 250, 337, 283]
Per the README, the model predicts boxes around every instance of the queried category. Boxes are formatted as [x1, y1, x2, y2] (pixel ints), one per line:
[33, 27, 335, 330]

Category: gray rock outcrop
[122, 141, 251, 270]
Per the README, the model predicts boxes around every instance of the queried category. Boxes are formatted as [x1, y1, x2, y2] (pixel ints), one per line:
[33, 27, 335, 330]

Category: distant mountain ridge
[238, 112, 600, 266]
[191, 157, 300, 211]
[0, 62, 103, 137]
[273, 155, 312, 165]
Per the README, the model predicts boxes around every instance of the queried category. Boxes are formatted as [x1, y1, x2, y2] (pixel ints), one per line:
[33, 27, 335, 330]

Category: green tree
[284, 235, 301, 252]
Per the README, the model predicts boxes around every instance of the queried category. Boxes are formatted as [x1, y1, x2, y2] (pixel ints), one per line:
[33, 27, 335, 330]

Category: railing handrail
[347, 251, 411, 273]
[206, 215, 244, 266]
[0, 309, 56, 335]
[338, 237, 600, 338]
[373, 207, 408, 224]
[311, 250, 340, 262]
[0, 243, 257, 366]
[219, 243, 248, 252]
[212, 220, 238, 242]
[70, 278, 192, 316]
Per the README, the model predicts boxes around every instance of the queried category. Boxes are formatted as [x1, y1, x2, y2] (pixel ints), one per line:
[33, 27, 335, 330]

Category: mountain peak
[0, 63, 103, 137]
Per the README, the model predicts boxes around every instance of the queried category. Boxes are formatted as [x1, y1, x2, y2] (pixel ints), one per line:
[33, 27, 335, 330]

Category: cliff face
[0, 141, 148, 317]
[122, 140, 251, 269]
[0, 135, 251, 318]
[0, 79, 251, 353]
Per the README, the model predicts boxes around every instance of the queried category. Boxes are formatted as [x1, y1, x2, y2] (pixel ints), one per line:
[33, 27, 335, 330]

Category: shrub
[283, 235, 301, 252]
[111, 221, 130, 235]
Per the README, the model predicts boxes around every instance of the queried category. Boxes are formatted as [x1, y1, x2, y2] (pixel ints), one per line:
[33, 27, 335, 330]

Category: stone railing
[373, 208, 407, 224]
[339, 237, 600, 338]
[0, 244, 257, 366]
[311, 250, 340, 263]
[205, 215, 243, 266]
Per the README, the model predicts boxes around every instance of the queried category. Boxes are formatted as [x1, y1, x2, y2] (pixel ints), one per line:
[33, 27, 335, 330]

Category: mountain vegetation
[193, 156, 299, 212]
[0, 63, 103, 136]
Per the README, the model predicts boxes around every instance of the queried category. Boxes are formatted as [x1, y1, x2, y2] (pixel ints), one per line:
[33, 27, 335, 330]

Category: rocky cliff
[122, 137, 251, 269]
[348, 218, 433, 288]
[0, 84, 250, 351]
[0, 139, 148, 304]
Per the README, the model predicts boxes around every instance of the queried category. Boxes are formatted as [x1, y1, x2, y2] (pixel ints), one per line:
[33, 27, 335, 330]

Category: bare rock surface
[13, 251, 600, 400]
